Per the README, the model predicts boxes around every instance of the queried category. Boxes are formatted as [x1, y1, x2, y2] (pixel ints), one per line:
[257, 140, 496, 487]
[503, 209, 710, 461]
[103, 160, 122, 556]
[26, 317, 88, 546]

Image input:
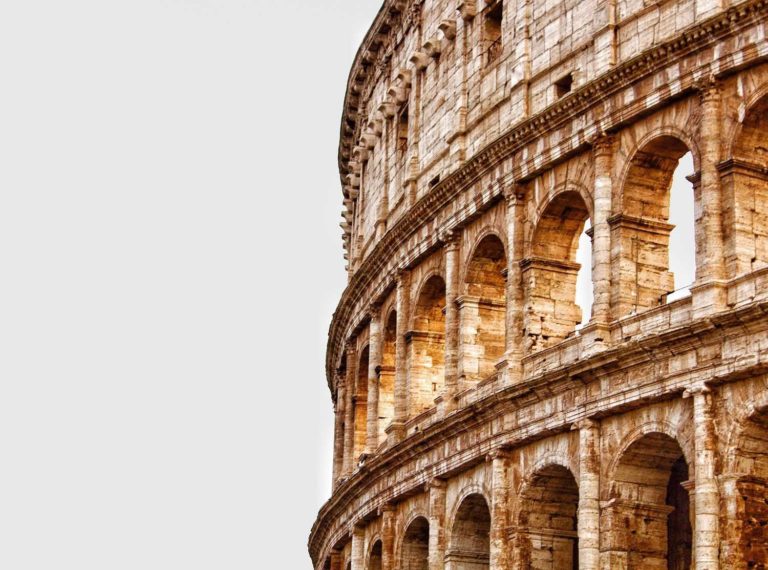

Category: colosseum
[309, 0, 768, 568]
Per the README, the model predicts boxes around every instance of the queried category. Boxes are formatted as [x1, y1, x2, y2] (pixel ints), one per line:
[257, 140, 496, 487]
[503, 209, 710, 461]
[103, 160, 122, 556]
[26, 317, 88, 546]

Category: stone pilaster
[444, 234, 460, 412]
[351, 522, 365, 570]
[427, 479, 447, 570]
[406, 61, 422, 208]
[591, 135, 613, 325]
[380, 503, 396, 570]
[685, 386, 721, 570]
[343, 344, 357, 476]
[488, 449, 511, 569]
[503, 186, 525, 384]
[387, 270, 410, 445]
[332, 373, 346, 489]
[367, 305, 382, 454]
[575, 419, 601, 570]
[692, 78, 727, 318]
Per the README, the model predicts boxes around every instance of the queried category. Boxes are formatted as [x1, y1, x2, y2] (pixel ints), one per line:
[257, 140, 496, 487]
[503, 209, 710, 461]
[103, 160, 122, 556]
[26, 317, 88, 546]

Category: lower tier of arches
[314, 370, 768, 570]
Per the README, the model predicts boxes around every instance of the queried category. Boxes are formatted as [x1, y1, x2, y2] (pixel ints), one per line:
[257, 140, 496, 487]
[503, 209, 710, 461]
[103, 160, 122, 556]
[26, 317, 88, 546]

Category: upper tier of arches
[337, 0, 756, 273]
[330, 69, 768, 481]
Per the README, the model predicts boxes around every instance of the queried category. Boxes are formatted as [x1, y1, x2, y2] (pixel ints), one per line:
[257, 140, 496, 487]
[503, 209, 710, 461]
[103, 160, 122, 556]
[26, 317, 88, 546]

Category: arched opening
[337, 351, 348, 474]
[722, 94, 768, 277]
[353, 346, 369, 462]
[524, 191, 592, 352]
[461, 234, 507, 381]
[603, 432, 691, 569]
[667, 152, 695, 301]
[370, 539, 383, 570]
[613, 136, 695, 317]
[576, 220, 593, 329]
[447, 493, 491, 570]
[401, 516, 430, 570]
[409, 275, 446, 415]
[724, 405, 768, 568]
[379, 310, 397, 443]
[515, 464, 579, 570]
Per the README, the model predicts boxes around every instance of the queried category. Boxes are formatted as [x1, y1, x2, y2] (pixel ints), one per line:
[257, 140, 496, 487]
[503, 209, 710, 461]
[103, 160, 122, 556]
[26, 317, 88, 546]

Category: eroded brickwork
[311, 0, 768, 568]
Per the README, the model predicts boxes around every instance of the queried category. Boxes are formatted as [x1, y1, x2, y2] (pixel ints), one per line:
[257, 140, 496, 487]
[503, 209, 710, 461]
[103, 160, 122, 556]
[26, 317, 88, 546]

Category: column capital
[378, 502, 397, 516]
[345, 339, 357, 354]
[367, 302, 382, 320]
[571, 417, 600, 431]
[503, 182, 525, 204]
[439, 229, 460, 248]
[424, 477, 447, 492]
[590, 132, 615, 157]
[396, 267, 411, 283]
[486, 447, 512, 462]
[350, 518, 367, 533]
[683, 383, 713, 398]
[694, 75, 720, 103]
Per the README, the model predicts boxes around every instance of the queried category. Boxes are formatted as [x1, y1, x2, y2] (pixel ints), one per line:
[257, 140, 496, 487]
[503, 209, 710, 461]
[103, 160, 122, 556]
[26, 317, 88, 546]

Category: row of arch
[336, 90, 768, 467]
[327, 396, 768, 569]
[336, 430, 691, 570]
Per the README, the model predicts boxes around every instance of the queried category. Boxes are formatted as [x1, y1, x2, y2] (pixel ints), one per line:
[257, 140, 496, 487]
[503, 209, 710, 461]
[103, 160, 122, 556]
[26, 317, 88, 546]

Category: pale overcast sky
[0, 1, 380, 568]
[0, 2, 696, 569]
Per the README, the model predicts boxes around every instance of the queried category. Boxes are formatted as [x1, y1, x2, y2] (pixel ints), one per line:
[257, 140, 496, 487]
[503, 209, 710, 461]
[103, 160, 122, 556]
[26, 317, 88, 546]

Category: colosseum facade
[309, 0, 768, 568]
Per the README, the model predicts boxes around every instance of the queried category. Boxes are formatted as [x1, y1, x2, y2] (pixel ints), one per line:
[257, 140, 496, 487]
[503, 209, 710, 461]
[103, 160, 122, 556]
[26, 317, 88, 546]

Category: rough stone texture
[311, 0, 768, 568]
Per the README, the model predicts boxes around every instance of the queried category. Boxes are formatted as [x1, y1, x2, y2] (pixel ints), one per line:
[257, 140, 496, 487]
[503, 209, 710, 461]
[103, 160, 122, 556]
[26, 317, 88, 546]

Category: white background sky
[0, 1, 381, 568]
[0, 2, 697, 568]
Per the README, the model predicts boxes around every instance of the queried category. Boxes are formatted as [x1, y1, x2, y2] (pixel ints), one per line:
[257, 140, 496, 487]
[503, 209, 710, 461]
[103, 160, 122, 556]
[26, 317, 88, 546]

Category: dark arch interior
[377, 310, 397, 443]
[610, 432, 691, 570]
[616, 136, 695, 315]
[463, 235, 507, 380]
[518, 464, 579, 570]
[370, 539, 383, 570]
[723, 94, 768, 275]
[402, 516, 429, 570]
[410, 275, 446, 414]
[731, 406, 768, 567]
[525, 191, 592, 351]
[448, 493, 491, 569]
[532, 191, 590, 262]
[354, 346, 369, 461]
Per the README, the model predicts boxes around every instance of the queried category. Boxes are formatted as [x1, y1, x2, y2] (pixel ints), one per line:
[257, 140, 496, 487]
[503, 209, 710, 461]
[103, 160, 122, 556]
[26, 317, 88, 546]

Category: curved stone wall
[312, 0, 768, 568]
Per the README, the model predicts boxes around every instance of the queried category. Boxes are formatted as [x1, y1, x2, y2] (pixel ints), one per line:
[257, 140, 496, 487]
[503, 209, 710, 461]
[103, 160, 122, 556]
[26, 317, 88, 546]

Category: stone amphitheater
[309, 0, 768, 568]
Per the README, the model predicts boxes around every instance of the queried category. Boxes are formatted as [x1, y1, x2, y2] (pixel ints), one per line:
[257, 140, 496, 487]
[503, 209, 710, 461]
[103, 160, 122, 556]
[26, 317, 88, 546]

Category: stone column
[504, 186, 525, 384]
[428, 479, 447, 570]
[687, 386, 721, 570]
[444, 235, 460, 412]
[591, 135, 613, 325]
[693, 78, 727, 317]
[387, 270, 410, 444]
[343, 344, 357, 476]
[367, 306, 382, 454]
[351, 522, 365, 570]
[575, 419, 601, 570]
[380, 503, 396, 570]
[488, 449, 511, 569]
[332, 373, 346, 489]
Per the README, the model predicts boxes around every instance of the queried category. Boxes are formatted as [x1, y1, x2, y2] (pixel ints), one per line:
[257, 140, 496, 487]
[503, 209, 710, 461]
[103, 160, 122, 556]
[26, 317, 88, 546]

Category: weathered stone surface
[312, 0, 768, 568]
